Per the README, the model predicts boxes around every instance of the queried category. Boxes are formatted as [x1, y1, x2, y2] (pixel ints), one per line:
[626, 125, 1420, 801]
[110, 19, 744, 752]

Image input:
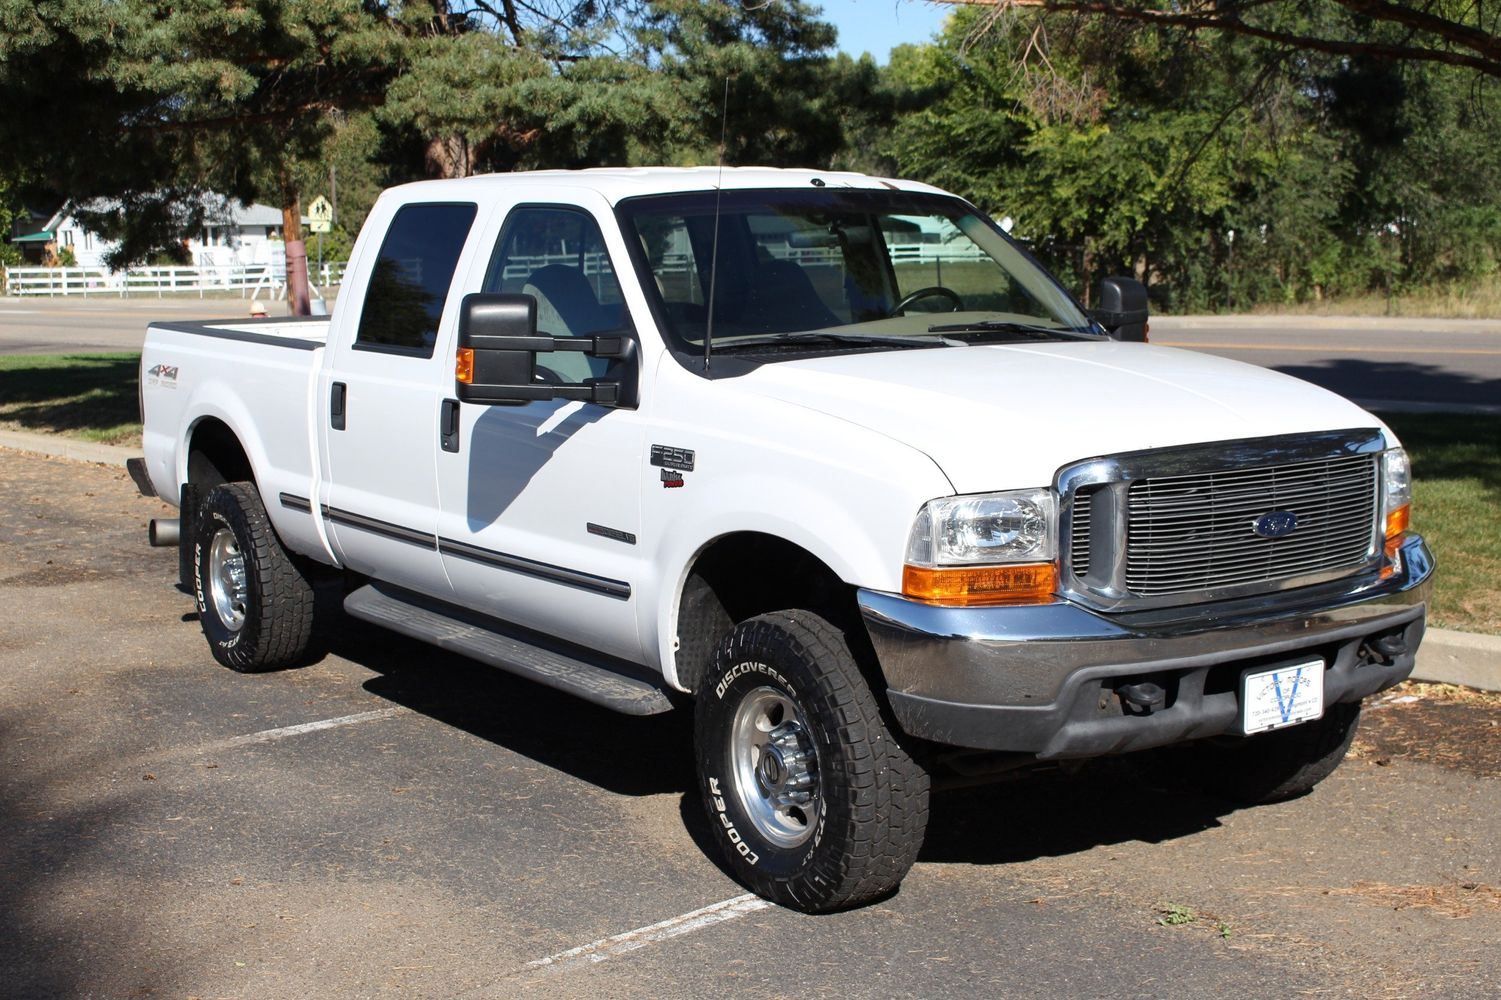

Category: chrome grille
[1069, 488, 1094, 576]
[1123, 453, 1379, 597]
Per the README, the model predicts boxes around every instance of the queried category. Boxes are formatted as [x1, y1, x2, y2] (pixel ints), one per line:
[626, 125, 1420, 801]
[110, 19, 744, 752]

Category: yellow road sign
[308, 195, 333, 234]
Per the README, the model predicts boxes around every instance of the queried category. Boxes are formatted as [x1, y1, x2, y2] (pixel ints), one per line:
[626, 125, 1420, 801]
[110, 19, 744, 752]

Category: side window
[356, 202, 478, 356]
[482, 207, 627, 383]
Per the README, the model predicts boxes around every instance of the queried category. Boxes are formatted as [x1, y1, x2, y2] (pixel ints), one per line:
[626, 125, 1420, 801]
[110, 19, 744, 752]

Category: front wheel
[193, 482, 317, 672]
[695, 611, 929, 912]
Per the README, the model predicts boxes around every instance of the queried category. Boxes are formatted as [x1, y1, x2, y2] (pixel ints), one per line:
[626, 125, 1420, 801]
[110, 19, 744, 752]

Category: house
[7, 197, 307, 269]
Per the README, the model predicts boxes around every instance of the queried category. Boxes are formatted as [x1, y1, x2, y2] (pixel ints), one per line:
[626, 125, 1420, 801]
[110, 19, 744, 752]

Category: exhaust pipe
[149, 519, 180, 547]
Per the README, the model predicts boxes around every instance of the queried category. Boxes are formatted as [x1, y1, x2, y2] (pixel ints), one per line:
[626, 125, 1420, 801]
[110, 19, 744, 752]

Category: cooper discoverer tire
[1193, 701, 1362, 804]
[695, 610, 929, 913]
[193, 482, 316, 672]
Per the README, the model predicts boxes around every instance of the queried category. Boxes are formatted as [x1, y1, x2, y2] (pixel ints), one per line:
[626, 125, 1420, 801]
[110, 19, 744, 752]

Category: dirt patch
[4, 565, 130, 588]
[1324, 880, 1501, 919]
[1355, 682, 1501, 779]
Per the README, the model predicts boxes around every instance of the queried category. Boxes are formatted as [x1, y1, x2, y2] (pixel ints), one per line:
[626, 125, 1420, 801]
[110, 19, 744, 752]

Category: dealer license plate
[1241, 660, 1324, 735]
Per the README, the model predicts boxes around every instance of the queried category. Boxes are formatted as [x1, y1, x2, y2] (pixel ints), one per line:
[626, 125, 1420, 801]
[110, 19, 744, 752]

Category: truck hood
[736, 341, 1388, 493]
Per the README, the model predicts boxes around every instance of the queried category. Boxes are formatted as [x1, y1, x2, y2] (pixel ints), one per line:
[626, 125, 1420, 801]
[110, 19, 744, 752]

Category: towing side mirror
[456, 294, 550, 406]
[455, 293, 633, 407]
[1091, 277, 1149, 342]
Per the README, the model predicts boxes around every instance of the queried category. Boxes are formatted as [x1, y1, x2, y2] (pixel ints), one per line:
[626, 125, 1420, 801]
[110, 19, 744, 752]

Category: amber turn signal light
[455, 347, 474, 384]
[902, 563, 1058, 606]
[1380, 504, 1411, 579]
[1385, 503, 1410, 539]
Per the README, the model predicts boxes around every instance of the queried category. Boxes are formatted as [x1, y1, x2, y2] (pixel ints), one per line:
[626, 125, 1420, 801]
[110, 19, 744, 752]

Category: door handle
[331, 382, 347, 430]
[440, 398, 460, 453]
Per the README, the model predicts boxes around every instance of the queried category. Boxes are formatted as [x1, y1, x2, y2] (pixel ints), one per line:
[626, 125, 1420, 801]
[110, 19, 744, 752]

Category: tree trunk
[425, 134, 474, 179]
[282, 197, 311, 317]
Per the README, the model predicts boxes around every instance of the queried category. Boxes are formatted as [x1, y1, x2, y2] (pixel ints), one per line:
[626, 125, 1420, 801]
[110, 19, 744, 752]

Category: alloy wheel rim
[728, 684, 821, 849]
[208, 528, 249, 632]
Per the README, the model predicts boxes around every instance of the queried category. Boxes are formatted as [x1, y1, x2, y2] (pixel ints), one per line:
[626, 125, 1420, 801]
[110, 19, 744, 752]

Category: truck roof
[379, 166, 948, 205]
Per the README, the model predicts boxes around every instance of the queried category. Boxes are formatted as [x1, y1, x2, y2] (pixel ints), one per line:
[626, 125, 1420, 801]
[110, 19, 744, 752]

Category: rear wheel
[193, 482, 317, 672]
[695, 611, 929, 912]
[1191, 701, 1362, 804]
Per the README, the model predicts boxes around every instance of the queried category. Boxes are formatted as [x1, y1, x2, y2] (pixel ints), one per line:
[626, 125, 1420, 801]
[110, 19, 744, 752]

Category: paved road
[1152, 315, 1501, 412]
[0, 296, 302, 354]
[2, 446, 1497, 999]
[2, 299, 1496, 410]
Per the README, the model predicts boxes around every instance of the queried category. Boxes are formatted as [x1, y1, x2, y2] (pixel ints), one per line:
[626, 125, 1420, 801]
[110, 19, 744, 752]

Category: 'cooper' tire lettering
[707, 774, 759, 866]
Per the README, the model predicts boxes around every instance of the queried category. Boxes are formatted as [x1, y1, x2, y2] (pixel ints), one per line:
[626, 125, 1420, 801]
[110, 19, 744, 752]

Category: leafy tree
[0, 0, 403, 267]
[950, 0, 1501, 80]
[625, 0, 882, 168]
[885, 5, 1501, 309]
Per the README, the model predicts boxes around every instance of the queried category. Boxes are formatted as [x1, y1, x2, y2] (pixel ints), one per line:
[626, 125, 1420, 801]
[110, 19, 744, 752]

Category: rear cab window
[355, 202, 479, 357]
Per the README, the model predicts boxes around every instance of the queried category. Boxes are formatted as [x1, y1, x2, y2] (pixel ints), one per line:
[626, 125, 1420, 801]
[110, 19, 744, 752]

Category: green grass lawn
[0, 352, 142, 446]
[1378, 411, 1501, 636]
[1, 353, 1494, 632]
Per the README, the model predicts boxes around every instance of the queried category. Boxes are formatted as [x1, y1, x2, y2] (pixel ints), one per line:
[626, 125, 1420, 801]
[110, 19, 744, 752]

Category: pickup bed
[137, 167, 1433, 912]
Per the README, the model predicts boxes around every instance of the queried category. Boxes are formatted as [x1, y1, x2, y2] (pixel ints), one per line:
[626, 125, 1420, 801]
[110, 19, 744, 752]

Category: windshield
[617, 188, 1096, 353]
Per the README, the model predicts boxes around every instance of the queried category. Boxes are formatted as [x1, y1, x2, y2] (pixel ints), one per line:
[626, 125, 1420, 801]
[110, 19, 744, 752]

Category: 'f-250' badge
[651, 444, 694, 489]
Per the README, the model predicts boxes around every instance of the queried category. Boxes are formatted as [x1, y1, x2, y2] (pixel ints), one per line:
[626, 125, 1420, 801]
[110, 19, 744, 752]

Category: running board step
[343, 582, 676, 716]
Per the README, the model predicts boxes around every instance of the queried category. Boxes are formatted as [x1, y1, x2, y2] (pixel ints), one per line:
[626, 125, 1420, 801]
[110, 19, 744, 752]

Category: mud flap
[178, 482, 199, 593]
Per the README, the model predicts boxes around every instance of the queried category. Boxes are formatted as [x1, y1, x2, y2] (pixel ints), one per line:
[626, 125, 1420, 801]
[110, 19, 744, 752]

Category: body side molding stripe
[313, 504, 631, 599]
[438, 536, 632, 600]
[279, 493, 313, 513]
[321, 505, 438, 549]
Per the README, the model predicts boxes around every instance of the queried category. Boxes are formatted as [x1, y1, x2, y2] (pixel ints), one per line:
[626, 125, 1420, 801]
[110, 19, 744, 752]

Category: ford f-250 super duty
[134, 167, 1433, 913]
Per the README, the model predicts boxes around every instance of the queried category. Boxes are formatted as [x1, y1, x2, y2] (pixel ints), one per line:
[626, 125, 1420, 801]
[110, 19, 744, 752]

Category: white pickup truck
[135, 167, 1433, 912]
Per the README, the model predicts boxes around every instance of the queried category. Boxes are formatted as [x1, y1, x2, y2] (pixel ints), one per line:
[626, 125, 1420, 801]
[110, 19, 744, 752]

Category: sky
[815, 0, 953, 63]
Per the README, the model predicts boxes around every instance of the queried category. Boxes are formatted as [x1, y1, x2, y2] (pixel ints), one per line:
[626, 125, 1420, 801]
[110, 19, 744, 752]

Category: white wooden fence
[1, 262, 347, 298]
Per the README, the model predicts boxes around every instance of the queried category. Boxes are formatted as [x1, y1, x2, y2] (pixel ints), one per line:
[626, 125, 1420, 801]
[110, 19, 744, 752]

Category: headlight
[905, 488, 1056, 566]
[1380, 447, 1412, 578]
[903, 488, 1058, 606]
[1381, 447, 1412, 538]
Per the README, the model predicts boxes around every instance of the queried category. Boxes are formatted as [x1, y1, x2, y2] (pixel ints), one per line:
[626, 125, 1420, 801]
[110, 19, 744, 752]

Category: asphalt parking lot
[2, 446, 1499, 1000]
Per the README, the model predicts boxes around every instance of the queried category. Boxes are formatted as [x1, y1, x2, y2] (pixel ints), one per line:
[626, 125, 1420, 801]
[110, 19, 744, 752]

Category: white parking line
[507, 893, 772, 979]
[207, 707, 405, 752]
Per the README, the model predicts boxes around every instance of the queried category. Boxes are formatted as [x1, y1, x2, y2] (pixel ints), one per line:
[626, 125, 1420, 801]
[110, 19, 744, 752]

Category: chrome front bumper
[859, 534, 1434, 758]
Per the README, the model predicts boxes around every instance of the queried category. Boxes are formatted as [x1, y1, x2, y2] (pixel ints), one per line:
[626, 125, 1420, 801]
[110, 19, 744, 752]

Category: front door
[434, 203, 646, 662]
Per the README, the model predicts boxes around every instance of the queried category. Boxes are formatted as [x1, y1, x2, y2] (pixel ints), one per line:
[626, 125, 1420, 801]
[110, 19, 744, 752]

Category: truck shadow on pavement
[322, 613, 1241, 882]
[918, 761, 1233, 866]
[326, 615, 697, 798]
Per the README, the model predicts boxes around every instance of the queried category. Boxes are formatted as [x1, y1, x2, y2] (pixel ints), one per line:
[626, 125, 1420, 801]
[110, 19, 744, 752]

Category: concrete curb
[1414, 627, 1501, 693]
[0, 428, 141, 465]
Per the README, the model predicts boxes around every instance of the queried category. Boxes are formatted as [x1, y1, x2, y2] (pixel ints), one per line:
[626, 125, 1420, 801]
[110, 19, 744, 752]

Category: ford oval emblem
[1253, 510, 1299, 538]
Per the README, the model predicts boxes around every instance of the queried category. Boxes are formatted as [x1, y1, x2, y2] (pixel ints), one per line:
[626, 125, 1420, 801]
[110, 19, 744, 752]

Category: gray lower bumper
[859, 535, 1434, 758]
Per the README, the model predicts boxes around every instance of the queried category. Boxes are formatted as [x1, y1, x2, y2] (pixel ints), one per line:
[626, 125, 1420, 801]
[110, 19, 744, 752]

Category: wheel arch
[671, 531, 876, 696]
[185, 415, 256, 490]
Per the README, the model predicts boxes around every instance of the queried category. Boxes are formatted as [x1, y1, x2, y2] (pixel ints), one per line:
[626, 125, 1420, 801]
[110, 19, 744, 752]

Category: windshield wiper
[712, 331, 954, 353]
[926, 320, 1100, 341]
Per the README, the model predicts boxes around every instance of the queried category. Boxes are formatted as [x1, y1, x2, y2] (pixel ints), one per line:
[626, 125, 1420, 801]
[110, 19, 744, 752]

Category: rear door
[319, 199, 482, 600]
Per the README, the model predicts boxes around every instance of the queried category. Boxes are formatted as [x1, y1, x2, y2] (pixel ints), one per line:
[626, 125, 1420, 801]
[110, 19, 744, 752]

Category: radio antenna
[703, 76, 730, 373]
